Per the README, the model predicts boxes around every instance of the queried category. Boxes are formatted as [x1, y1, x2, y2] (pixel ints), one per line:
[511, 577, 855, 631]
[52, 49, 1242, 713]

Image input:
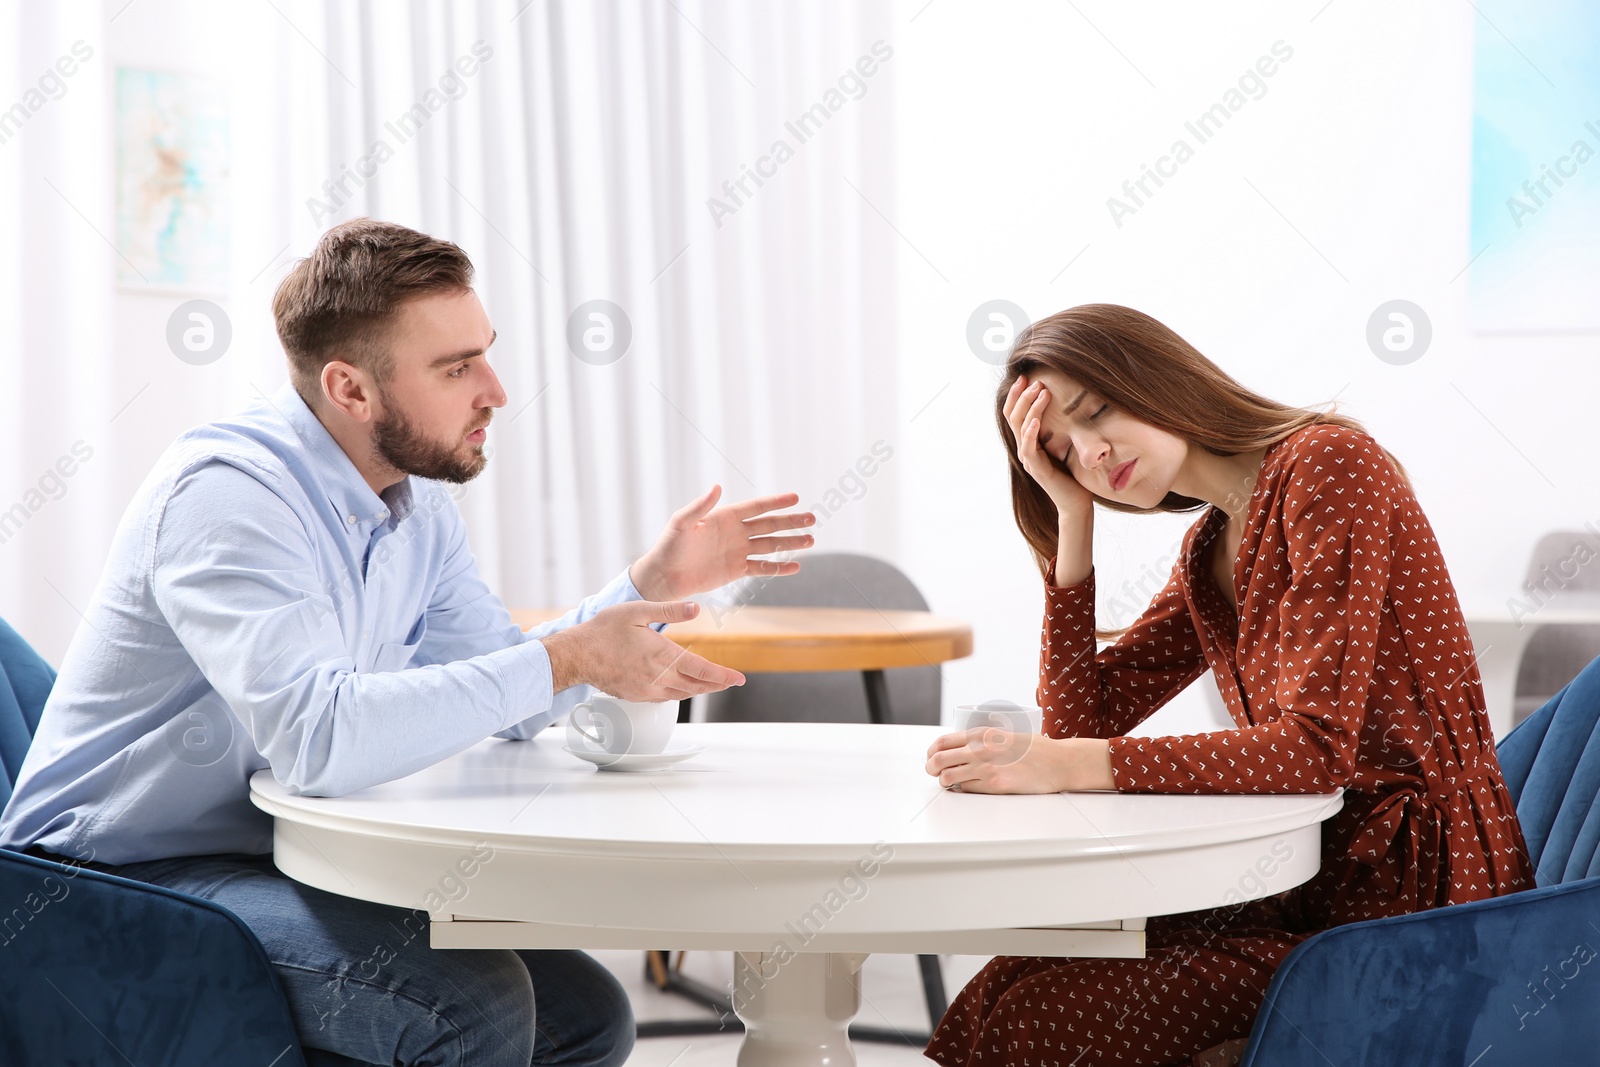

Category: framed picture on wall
[1468, 0, 1600, 334]
[114, 67, 230, 294]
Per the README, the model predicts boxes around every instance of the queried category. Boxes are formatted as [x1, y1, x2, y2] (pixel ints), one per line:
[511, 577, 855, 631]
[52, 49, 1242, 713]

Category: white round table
[250, 722, 1342, 1066]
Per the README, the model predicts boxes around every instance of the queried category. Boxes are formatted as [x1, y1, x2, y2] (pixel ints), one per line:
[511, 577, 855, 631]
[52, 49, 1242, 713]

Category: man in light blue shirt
[0, 219, 813, 1067]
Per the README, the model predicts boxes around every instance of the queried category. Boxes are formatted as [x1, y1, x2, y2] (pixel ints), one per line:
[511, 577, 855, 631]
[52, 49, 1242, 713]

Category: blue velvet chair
[1239, 653, 1600, 1064]
[0, 617, 308, 1067]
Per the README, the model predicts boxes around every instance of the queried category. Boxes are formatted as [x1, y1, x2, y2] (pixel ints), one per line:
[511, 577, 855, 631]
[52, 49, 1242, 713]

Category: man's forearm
[542, 627, 588, 693]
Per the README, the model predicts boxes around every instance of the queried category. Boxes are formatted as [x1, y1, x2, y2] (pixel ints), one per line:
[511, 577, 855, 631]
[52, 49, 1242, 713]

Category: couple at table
[0, 218, 1534, 1067]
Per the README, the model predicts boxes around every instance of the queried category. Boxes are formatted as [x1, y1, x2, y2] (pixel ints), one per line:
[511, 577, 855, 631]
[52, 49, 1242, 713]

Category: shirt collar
[273, 383, 415, 530]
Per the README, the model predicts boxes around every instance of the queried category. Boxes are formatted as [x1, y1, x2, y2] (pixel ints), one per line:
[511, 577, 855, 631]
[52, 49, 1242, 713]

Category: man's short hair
[273, 218, 475, 406]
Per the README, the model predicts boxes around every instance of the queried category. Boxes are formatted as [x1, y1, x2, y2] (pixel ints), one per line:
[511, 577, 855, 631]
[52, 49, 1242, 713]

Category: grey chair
[642, 552, 949, 1047]
[701, 551, 942, 728]
[1513, 530, 1600, 726]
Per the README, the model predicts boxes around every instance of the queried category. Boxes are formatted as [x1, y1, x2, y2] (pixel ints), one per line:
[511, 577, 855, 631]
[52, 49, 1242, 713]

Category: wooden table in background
[511, 605, 975, 726]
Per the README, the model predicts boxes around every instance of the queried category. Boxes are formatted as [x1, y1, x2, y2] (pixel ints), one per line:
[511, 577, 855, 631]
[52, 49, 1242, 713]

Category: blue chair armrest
[1240, 875, 1600, 1066]
[0, 847, 305, 1067]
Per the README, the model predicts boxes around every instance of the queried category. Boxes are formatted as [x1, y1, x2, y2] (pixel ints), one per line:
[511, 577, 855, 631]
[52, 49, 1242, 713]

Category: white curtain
[2, 0, 898, 658]
[246, 0, 900, 608]
[0, 1, 117, 655]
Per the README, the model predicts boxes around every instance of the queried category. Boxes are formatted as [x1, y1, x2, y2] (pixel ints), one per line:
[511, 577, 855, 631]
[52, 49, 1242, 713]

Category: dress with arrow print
[927, 422, 1534, 1067]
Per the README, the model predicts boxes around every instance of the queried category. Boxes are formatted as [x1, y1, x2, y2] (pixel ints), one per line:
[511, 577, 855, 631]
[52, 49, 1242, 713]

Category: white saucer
[563, 743, 704, 772]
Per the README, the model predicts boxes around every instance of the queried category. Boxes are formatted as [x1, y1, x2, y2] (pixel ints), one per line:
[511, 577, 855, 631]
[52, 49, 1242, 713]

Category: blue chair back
[0, 616, 55, 810]
[0, 617, 309, 1067]
[1238, 653, 1600, 1064]
[1495, 652, 1600, 886]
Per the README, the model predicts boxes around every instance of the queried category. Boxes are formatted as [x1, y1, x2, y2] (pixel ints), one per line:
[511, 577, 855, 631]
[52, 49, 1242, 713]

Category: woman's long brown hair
[998, 303, 1411, 640]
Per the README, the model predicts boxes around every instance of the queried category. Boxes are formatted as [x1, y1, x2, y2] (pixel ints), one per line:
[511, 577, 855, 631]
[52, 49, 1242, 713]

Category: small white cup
[955, 699, 1044, 735]
[567, 695, 677, 758]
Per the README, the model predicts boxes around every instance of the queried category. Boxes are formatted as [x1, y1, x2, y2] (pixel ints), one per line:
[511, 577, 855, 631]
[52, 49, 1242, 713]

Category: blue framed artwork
[1469, 1, 1600, 333]
[115, 68, 231, 293]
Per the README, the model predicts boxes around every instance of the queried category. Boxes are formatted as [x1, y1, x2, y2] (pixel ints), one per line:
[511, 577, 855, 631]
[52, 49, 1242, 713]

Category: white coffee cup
[567, 695, 677, 759]
[955, 699, 1044, 735]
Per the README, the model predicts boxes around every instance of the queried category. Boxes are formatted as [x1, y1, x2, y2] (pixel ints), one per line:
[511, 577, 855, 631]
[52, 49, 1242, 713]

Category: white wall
[888, 0, 1600, 728]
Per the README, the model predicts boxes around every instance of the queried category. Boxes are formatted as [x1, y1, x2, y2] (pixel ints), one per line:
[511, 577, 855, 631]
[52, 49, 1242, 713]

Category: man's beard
[372, 396, 489, 484]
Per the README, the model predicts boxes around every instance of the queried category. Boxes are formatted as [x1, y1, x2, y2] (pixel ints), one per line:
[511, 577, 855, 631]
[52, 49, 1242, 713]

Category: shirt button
[347, 515, 357, 524]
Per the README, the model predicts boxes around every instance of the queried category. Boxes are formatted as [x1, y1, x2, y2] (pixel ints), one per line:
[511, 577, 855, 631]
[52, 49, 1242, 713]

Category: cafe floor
[594, 949, 991, 1065]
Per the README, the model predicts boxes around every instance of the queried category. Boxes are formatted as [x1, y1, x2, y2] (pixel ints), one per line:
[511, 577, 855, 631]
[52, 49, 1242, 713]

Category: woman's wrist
[1051, 737, 1115, 791]
[1053, 508, 1094, 588]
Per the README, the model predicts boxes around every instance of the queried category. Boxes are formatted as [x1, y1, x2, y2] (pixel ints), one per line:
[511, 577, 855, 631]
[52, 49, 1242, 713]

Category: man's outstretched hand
[630, 485, 816, 602]
[543, 600, 747, 701]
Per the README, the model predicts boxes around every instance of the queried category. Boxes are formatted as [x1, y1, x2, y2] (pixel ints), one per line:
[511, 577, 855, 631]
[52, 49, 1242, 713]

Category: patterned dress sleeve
[1107, 427, 1397, 793]
[1039, 555, 1209, 740]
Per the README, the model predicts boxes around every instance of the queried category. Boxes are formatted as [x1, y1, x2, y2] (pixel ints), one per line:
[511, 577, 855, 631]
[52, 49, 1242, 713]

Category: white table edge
[249, 774, 1344, 865]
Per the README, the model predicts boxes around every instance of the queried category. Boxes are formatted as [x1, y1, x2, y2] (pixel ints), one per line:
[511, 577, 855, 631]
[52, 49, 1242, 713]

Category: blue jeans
[105, 852, 634, 1067]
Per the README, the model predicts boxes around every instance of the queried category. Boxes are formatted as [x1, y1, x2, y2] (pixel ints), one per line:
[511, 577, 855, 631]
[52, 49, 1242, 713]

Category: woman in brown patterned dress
[923, 304, 1534, 1067]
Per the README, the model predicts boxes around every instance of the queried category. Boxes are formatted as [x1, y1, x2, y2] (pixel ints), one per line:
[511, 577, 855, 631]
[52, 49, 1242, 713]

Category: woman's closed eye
[1037, 433, 1070, 468]
[1040, 403, 1108, 467]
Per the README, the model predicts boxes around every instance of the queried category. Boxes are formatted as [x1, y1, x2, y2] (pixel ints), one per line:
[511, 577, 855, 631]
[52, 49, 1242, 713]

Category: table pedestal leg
[732, 951, 865, 1067]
